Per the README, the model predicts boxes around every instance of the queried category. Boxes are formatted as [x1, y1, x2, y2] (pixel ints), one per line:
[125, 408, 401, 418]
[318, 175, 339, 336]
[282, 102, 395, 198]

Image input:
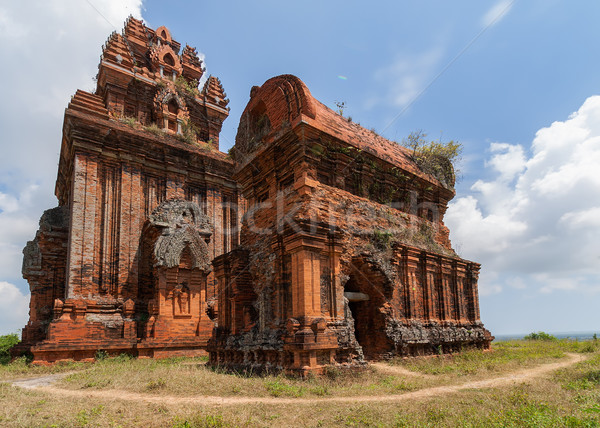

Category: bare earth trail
[10, 353, 585, 407]
[370, 362, 436, 378]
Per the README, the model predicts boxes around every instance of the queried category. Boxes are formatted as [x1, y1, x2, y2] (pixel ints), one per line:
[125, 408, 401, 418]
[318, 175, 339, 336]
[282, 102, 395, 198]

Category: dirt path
[10, 353, 584, 406]
[10, 371, 77, 389]
[371, 362, 435, 378]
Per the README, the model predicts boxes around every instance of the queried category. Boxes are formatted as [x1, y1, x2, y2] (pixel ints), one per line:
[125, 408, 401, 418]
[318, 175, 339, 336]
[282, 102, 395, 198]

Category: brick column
[405, 249, 421, 319]
[468, 264, 481, 322]
[289, 245, 322, 319]
[441, 259, 453, 321]
[222, 195, 231, 253]
[206, 187, 223, 300]
[212, 258, 227, 329]
[455, 262, 468, 322]
[206, 187, 223, 259]
[425, 254, 441, 320]
[235, 193, 247, 248]
[328, 241, 342, 321]
[66, 153, 98, 298]
[118, 163, 142, 299]
[97, 164, 120, 296]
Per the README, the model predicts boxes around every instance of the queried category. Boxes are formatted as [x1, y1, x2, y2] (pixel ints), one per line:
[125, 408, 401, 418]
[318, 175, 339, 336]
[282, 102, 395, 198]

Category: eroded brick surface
[208, 75, 492, 375]
[17, 23, 491, 371]
[17, 18, 240, 363]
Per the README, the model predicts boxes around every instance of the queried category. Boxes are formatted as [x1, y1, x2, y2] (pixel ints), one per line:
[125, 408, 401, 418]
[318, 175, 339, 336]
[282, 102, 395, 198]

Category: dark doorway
[344, 268, 390, 360]
[347, 300, 364, 347]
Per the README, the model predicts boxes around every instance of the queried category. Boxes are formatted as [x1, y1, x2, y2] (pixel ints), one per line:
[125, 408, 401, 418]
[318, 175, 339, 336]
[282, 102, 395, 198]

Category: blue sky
[0, 0, 599, 336]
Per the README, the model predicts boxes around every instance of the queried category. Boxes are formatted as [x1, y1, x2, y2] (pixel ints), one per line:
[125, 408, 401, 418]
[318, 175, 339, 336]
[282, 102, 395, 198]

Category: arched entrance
[343, 260, 392, 360]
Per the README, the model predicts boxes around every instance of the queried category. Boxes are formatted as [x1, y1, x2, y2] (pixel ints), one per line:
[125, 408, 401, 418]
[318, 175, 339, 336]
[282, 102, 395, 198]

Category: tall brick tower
[18, 17, 243, 362]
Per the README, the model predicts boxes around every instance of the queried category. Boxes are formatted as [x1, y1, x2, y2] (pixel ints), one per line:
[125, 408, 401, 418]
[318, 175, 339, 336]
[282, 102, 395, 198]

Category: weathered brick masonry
[17, 19, 491, 370]
[208, 75, 492, 374]
[17, 18, 242, 362]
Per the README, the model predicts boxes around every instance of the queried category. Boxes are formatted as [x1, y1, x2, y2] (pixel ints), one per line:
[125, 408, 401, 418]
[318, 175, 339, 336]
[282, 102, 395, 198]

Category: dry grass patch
[57, 356, 429, 398]
[0, 383, 235, 427]
[2, 340, 599, 427]
[3, 379, 600, 427]
[0, 356, 86, 381]
[388, 339, 598, 380]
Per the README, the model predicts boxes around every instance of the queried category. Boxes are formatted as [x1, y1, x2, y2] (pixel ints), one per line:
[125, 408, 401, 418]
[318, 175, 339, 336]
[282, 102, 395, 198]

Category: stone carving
[148, 199, 212, 272]
[169, 282, 191, 316]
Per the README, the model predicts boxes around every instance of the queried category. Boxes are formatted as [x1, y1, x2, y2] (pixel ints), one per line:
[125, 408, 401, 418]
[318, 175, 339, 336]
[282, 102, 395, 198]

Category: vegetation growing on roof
[176, 119, 201, 145]
[118, 115, 137, 127]
[143, 123, 165, 136]
[371, 228, 394, 250]
[401, 130, 463, 189]
[174, 75, 198, 98]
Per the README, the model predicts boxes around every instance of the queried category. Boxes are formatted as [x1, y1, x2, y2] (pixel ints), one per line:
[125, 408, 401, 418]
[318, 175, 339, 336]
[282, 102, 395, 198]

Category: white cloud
[444, 195, 526, 256]
[560, 207, 600, 229]
[506, 277, 527, 290]
[0, 282, 30, 335]
[447, 95, 600, 295]
[481, 0, 514, 27]
[485, 143, 527, 181]
[0, 185, 48, 283]
[0, 184, 40, 214]
[0, 0, 143, 183]
[0, 192, 19, 213]
[0, 0, 143, 334]
[478, 271, 503, 296]
[369, 47, 444, 109]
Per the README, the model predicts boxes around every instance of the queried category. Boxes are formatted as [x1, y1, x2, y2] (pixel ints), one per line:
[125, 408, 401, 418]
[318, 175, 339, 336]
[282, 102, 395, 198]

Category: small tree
[524, 331, 557, 341]
[401, 130, 462, 189]
[0, 333, 20, 364]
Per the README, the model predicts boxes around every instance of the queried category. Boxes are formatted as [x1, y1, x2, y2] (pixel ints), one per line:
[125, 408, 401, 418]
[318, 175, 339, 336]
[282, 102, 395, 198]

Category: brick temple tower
[16, 21, 492, 370]
[208, 75, 492, 375]
[18, 17, 243, 362]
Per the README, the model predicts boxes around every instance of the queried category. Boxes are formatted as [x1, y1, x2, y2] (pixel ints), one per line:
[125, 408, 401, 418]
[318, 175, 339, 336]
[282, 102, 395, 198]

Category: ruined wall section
[294, 184, 490, 359]
[304, 136, 455, 252]
[209, 74, 491, 373]
[19, 207, 69, 347]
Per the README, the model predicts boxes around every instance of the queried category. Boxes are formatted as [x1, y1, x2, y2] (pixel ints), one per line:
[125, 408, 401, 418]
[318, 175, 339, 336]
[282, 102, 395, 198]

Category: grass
[119, 116, 137, 127]
[144, 123, 166, 136]
[0, 339, 599, 427]
[0, 356, 86, 381]
[390, 339, 599, 378]
[56, 356, 425, 398]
